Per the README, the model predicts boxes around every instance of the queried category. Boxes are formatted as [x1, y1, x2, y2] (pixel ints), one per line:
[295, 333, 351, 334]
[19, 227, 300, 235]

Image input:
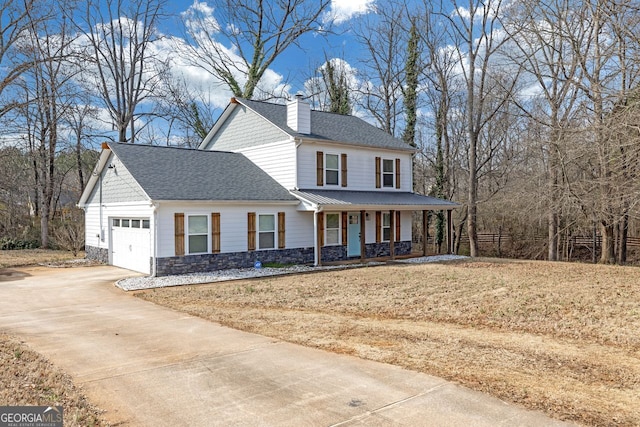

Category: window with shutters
[188, 215, 208, 254]
[258, 214, 275, 249]
[325, 213, 340, 245]
[382, 212, 391, 241]
[383, 159, 394, 187]
[325, 154, 339, 185]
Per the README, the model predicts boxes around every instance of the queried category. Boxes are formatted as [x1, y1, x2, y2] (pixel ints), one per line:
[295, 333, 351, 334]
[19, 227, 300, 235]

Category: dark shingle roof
[238, 98, 414, 151]
[109, 143, 296, 201]
[291, 189, 459, 210]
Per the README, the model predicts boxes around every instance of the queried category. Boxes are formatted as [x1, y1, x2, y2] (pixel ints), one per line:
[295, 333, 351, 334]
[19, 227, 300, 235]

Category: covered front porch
[291, 190, 459, 266]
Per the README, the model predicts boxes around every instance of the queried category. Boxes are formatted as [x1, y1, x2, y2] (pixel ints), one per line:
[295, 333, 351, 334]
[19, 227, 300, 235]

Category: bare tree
[156, 74, 218, 147]
[439, 0, 519, 257]
[74, 0, 168, 143]
[179, 0, 331, 100]
[504, 0, 583, 261]
[0, 0, 50, 116]
[353, 1, 408, 135]
[18, 13, 77, 247]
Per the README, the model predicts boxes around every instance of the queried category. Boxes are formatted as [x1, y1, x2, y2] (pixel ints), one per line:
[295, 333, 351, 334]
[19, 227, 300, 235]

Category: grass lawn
[0, 249, 84, 269]
[136, 258, 640, 426]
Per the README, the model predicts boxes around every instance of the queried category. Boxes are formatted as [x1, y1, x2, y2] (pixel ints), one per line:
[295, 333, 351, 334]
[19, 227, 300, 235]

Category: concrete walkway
[0, 266, 574, 426]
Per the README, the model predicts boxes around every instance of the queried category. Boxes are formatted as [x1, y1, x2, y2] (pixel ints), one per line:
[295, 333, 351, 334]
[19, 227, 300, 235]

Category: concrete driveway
[0, 266, 574, 426]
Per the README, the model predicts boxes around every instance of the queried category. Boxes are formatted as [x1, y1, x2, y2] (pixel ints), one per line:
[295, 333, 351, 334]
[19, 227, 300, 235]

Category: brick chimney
[286, 94, 310, 134]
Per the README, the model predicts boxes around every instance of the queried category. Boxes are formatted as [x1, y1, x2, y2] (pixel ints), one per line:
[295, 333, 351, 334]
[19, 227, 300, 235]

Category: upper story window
[316, 151, 347, 187]
[326, 154, 339, 185]
[376, 157, 400, 189]
[383, 159, 394, 187]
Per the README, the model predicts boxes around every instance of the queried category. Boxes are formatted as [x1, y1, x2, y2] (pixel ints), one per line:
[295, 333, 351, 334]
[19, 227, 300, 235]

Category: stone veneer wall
[151, 241, 413, 276]
[364, 241, 412, 259]
[85, 245, 108, 263]
[156, 247, 315, 276]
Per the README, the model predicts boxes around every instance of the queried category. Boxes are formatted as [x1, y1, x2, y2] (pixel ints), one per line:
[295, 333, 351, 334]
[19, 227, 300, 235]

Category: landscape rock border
[116, 255, 468, 291]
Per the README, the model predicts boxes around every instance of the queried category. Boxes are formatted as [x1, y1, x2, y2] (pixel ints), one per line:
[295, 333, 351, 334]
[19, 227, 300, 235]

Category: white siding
[297, 142, 413, 191]
[156, 202, 313, 258]
[84, 202, 155, 253]
[236, 140, 297, 190]
[86, 154, 148, 204]
[204, 106, 288, 151]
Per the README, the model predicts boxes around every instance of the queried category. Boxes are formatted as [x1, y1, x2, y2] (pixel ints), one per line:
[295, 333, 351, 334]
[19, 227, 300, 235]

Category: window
[325, 213, 340, 245]
[326, 154, 339, 185]
[188, 215, 208, 254]
[258, 214, 275, 249]
[131, 219, 141, 228]
[382, 213, 391, 241]
[113, 219, 120, 227]
[142, 219, 150, 229]
[122, 219, 130, 227]
[383, 159, 394, 187]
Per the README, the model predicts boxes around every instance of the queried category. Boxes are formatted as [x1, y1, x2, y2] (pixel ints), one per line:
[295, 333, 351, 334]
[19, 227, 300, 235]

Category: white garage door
[111, 218, 151, 274]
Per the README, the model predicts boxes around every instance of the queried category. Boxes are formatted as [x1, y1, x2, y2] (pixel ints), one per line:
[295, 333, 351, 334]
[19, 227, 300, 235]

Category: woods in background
[0, 0, 639, 264]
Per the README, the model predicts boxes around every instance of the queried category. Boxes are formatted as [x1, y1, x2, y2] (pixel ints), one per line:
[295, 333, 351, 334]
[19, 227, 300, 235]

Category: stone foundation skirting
[152, 241, 413, 276]
[85, 245, 108, 263]
[156, 247, 315, 276]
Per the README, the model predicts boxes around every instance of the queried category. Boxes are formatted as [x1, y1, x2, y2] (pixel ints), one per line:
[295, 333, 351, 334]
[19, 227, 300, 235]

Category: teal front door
[347, 212, 361, 257]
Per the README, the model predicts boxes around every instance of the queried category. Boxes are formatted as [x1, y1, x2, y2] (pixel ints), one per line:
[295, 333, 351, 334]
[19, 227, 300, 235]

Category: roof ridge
[110, 142, 236, 155]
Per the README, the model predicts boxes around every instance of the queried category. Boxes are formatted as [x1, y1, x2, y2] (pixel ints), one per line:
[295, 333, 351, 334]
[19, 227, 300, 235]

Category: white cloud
[325, 0, 376, 25]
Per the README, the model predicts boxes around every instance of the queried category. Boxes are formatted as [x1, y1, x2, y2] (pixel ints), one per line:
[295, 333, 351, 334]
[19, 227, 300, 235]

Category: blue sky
[152, 0, 378, 108]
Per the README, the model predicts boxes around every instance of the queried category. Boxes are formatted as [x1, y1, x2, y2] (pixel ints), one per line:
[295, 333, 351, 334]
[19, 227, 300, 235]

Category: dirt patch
[136, 258, 640, 426]
[0, 333, 108, 426]
[0, 249, 86, 269]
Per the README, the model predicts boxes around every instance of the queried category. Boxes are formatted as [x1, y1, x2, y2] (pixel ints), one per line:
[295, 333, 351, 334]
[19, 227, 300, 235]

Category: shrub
[0, 238, 39, 250]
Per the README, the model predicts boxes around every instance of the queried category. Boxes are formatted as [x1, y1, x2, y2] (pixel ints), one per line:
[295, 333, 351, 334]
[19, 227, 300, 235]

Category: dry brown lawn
[0, 334, 108, 426]
[136, 258, 640, 426]
[0, 249, 83, 269]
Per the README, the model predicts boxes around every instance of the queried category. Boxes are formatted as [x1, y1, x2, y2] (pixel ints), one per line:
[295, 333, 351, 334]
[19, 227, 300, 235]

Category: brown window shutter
[395, 158, 401, 189]
[316, 151, 324, 186]
[341, 153, 347, 187]
[341, 212, 348, 246]
[278, 212, 286, 249]
[174, 213, 185, 256]
[247, 212, 256, 251]
[375, 211, 381, 243]
[375, 157, 381, 188]
[211, 213, 221, 253]
[318, 212, 325, 247]
[395, 211, 401, 241]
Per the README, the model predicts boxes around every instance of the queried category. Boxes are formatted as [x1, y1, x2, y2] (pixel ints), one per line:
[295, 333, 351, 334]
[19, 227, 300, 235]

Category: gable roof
[201, 98, 415, 152]
[80, 143, 297, 204]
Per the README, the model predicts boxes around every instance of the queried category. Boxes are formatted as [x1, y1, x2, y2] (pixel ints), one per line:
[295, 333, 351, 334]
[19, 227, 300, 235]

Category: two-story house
[78, 97, 458, 276]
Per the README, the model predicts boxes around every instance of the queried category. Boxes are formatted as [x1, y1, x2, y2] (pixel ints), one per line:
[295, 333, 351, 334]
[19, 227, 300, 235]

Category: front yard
[136, 258, 640, 426]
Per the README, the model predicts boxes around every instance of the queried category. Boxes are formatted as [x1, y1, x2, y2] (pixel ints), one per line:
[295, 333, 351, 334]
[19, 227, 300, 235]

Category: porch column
[389, 209, 395, 260]
[446, 209, 453, 254]
[360, 210, 366, 262]
[422, 210, 428, 256]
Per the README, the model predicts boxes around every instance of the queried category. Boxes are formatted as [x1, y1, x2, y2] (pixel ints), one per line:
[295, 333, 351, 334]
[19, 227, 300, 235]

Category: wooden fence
[458, 233, 640, 248]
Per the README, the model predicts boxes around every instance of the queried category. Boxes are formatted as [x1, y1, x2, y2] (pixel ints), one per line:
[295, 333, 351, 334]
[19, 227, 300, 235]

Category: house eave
[296, 136, 416, 153]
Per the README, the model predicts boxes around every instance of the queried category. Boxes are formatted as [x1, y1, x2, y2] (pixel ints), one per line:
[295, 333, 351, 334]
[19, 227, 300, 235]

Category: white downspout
[152, 202, 158, 277]
[313, 210, 318, 266]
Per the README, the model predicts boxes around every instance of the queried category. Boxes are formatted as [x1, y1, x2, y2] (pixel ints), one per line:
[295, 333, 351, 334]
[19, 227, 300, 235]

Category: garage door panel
[111, 218, 151, 274]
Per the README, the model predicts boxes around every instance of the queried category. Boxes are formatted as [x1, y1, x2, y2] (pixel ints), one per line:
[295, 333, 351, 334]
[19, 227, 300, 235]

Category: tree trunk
[599, 221, 615, 264]
[617, 214, 628, 265]
[467, 132, 479, 257]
